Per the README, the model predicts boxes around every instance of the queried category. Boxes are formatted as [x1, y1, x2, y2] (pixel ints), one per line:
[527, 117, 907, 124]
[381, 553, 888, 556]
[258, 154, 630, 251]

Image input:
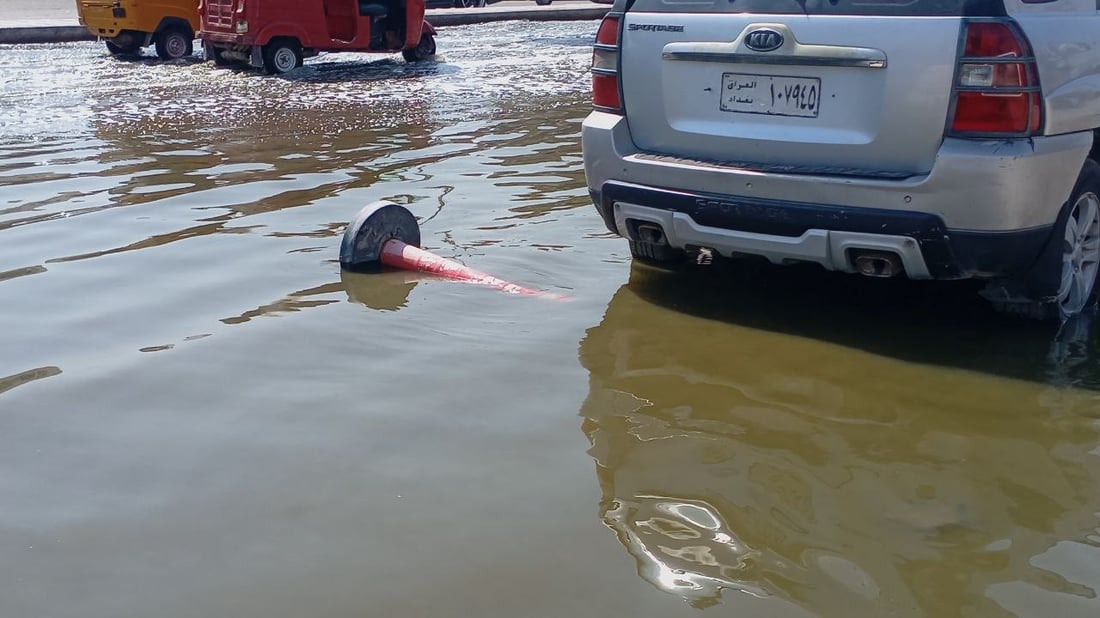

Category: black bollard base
[339, 201, 422, 271]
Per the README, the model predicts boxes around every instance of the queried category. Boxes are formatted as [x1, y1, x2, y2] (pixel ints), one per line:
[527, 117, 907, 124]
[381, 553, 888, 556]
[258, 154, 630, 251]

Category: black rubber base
[339, 201, 421, 271]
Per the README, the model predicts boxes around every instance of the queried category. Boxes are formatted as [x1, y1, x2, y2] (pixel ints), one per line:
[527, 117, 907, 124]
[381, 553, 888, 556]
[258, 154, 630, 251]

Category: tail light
[948, 20, 1042, 136]
[592, 15, 622, 113]
[235, 0, 248, 32]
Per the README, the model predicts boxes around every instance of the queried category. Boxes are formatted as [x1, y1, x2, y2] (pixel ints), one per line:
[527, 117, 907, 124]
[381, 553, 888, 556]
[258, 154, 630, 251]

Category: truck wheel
[106, 41, 140, 55]
[989, 159, 1100, 321]
[155, 27, 193, 60]
[210, 46, 232, 66]
[402, 32, 436, 62]
[262, 39, 303, 74]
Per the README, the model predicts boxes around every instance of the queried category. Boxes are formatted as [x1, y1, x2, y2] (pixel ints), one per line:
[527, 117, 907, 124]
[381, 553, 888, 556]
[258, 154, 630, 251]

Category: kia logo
[745, 28, 783, 52]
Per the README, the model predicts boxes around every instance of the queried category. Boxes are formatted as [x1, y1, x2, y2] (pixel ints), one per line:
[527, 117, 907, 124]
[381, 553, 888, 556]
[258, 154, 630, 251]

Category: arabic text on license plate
[720, 73, 821, 118]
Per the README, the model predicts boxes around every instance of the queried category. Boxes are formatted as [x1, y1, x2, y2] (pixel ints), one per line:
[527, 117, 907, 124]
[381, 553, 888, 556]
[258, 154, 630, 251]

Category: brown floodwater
[2, 23, 1100, 618]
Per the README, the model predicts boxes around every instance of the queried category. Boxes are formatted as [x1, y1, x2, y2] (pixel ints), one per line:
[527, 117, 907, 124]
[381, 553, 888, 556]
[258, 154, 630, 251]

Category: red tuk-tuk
[198, 0, 438, 74]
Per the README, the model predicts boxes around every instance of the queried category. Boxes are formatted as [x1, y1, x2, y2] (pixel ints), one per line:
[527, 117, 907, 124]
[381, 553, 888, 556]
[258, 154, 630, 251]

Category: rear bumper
[592, 182, 1051, 279]
[77, 5, 124, 38]
[582, 111, 1091, 279]
[582, 111, 1090, 233]
[201, 31, 250, 45]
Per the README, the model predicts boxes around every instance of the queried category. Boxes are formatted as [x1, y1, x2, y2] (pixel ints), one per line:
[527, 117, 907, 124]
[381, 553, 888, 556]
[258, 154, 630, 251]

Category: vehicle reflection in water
[578, 263, 1100, 615]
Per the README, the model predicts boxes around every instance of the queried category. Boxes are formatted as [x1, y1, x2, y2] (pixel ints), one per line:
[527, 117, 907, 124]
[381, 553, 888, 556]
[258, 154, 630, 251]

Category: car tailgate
[619, 12, 962, 176]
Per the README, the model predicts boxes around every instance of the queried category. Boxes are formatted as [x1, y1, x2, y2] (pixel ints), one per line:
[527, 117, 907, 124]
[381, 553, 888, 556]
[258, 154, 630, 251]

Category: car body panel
[76, 0, 199, 40]
[1006, 2, 1100, 136]
[619, 14, 961, 175]
[583, 111, 1090, 233]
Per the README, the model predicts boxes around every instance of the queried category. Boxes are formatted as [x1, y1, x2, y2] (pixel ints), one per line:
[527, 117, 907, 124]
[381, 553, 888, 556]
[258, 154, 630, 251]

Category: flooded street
[3, 21, 1100, 618]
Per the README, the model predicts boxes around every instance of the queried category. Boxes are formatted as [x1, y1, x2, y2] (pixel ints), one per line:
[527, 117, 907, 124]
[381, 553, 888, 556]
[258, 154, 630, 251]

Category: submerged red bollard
[340, 201, 568, 300]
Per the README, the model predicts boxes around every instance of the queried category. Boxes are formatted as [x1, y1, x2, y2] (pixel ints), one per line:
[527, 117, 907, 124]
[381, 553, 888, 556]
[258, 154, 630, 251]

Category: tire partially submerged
[155, 27, 193, 60]
[402, 32, 437, 62]
[987, 159, 1100, 321]
[262, 39, 304, 74]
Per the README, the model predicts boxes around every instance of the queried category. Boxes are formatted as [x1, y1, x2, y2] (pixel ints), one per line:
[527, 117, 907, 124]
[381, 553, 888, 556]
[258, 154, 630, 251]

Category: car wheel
[988, 159, 1100, 321]
[262, 39, 303, 74]
[535, 0, 552, 5]
[402, 32, 436, 62]
[154, 27, 193, 60]
[453, 0, 486, 6]
[106, 40, 140, 55]
[1052, 165, 1100, 319]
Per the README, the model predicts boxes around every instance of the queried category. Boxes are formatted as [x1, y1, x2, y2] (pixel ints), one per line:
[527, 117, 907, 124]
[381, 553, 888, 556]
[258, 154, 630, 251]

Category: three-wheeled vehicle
[198, 0, 438, 74]
[76, 0, 199, 60]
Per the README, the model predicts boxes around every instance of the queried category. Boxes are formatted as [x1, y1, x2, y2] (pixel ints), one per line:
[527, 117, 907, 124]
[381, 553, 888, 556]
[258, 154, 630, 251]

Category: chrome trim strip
[661, 26, 887, 69]
[662, 51, 885, 68]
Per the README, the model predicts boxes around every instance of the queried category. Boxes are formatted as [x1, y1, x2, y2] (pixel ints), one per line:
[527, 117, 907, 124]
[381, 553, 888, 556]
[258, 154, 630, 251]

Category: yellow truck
[75, 0, 199, 59]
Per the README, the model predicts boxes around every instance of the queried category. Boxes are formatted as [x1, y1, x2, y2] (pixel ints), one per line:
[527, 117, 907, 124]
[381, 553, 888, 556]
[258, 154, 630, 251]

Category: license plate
[720, 73, 821, 118]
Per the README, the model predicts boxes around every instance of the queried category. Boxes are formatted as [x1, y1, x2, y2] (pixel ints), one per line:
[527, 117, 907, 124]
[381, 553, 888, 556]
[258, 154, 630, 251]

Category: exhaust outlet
[852, 250, 904, 278]
[634, 222, 667, 246]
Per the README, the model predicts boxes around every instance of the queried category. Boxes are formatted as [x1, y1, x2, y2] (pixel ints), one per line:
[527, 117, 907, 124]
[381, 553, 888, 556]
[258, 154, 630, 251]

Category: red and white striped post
[340, 201, 569, 301]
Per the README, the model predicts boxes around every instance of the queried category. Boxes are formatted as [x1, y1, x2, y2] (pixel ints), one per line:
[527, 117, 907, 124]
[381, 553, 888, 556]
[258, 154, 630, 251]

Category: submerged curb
[0, 26, 91, 44]
[0, 6, 610, 45]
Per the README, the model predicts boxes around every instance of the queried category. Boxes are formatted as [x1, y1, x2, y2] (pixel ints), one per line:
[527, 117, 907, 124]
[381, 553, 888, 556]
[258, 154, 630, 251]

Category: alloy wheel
[1058, 191, 1100, 318]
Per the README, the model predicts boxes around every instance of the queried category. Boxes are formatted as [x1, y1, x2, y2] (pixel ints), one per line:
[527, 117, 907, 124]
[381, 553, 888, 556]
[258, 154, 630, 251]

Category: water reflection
[578, 264, 1100, 615]
[341, 268, 419, 312]
[0, 366, 62, 396]
[618, 261, 1100, 390]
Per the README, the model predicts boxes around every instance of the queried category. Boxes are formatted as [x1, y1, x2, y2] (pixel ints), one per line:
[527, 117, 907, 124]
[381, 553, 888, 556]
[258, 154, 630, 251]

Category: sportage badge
[745, 28, 784, 52]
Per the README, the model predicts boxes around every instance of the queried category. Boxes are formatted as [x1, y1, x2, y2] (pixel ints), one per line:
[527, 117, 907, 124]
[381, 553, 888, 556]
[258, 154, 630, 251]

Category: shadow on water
[98, 50, 451, 83]
[291, 56, 456, 82]
[578, 262, 1100, 615]
[102, 53, 206, 68]
[626, 260, 1100, 390]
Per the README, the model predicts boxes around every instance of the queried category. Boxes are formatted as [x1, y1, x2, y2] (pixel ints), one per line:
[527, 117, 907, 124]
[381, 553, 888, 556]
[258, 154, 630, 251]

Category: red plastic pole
[379, 239, 569, 300]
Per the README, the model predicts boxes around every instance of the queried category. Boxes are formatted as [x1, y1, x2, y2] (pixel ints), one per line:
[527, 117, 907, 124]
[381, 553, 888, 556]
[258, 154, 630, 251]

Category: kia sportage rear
[582, 0, 1100, 320]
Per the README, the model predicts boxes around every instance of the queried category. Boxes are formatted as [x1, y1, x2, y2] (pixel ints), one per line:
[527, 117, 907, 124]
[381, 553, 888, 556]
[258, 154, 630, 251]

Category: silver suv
[582, 0, 1100, 320]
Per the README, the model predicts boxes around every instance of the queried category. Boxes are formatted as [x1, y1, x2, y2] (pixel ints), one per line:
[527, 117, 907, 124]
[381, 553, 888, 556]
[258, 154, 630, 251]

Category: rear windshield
[626, 0, 1006, 16]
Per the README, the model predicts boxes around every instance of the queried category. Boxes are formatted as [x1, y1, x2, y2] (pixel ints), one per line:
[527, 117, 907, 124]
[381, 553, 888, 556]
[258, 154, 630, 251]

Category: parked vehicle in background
[426, 0, 484, 7]
[424, 0, 547, 9]
[583, 0, 1100, 321]
[198, 0, 438, 74]
[75, 0, 198, 59]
